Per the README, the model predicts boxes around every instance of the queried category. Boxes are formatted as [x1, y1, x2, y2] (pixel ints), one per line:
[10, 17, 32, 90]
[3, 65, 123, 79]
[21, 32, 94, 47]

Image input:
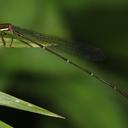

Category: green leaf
[0, 91, 64, 119]
[0, 120, 13, 128]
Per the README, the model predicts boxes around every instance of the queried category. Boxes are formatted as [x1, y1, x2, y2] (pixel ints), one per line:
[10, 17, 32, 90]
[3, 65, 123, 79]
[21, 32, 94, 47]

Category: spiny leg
[0, 32, 14, 48]
[0, 32, 33, 48]
[9, 35, 14, 47]
[0, 32, 6, 47]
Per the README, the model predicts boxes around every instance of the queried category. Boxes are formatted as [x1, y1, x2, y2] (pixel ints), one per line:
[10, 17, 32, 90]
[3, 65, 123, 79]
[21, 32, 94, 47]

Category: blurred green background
[0, 0, 128, 128]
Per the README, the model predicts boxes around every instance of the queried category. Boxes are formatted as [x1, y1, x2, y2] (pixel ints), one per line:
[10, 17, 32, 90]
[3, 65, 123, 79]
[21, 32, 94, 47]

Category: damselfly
[0, 23, 127, 99]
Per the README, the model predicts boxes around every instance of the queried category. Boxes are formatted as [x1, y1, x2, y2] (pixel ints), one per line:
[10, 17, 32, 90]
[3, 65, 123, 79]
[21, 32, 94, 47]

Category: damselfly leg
[0, 32, 6, 47]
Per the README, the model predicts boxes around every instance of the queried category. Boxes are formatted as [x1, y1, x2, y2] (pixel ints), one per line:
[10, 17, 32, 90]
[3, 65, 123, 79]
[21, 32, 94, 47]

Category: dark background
[0, 0, 128, 128]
